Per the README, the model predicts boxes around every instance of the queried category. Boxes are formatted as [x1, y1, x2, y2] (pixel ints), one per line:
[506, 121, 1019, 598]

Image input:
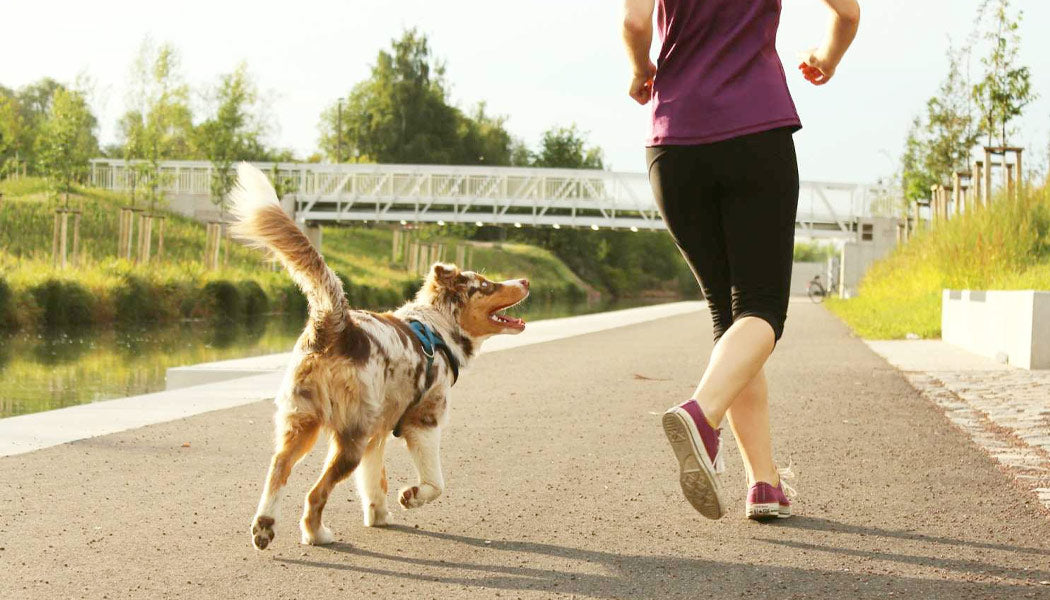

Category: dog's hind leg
[355, 435, 391, 527]
[398, 426, 445, 510]
[251, 412, 320, 550]
[300, 431, 365, 545]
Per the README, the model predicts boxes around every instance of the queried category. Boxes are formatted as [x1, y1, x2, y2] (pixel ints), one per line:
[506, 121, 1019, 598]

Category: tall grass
[827, 182, 1050, 339]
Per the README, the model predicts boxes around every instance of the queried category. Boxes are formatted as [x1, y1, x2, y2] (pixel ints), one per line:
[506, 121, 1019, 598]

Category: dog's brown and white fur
[228, 164, 529, 550]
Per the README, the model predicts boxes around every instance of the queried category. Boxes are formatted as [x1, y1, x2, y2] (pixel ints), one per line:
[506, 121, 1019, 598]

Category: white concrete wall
[838, 217, 900, 298]
[942, 290, 1050, 370]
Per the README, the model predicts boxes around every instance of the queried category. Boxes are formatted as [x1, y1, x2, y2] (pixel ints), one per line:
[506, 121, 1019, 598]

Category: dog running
[228, 163, 530, 550]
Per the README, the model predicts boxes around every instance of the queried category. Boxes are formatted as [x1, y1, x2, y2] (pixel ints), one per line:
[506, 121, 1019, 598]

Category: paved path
[2, 303, 1049, 599]
[868, 340, 1050, 511]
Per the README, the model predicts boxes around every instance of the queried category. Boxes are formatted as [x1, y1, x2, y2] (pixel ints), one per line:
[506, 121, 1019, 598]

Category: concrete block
[942, 290, 1050, 370]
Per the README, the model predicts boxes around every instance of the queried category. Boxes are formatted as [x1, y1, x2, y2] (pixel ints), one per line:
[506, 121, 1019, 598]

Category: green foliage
[827, 184, 1050, 339]
[0, 78, 66, 176]
[118, 39, 196, 211]
[114, 275, 179, 325]
[30, 279, 95, 329]
[531, 124, 605, 169]
[200, 280, 244, 322]
[793, 240, 835, 263]
[972, 0, 1035, 147]
[0, 277, 13, 329]
[318, 29, 521, 165]
[238, 280, 269, 320]
[197, 63, 270, 214]
[36, 88, 99, 205]
[901, 47, 978, 205]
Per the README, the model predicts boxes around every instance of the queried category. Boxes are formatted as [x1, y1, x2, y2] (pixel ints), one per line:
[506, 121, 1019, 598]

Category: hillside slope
[0, 178, 591, 330]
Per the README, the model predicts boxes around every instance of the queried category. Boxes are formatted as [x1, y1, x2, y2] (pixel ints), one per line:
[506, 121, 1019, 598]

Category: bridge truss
[90, 160, 891, 238]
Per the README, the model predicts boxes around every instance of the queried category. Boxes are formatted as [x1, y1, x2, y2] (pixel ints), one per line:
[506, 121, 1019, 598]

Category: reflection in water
[0, 297, 671, 418]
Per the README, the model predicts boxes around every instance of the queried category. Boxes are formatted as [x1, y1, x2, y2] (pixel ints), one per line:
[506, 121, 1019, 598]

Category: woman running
[621, 0, 860, 519]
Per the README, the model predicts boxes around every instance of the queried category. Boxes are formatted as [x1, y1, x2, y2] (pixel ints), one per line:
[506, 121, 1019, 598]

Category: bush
[0, 278, 13, 329]
[30, 279, 95, 329]
[200, 280, 243, 322]
[115, 275, 177, 325]
[238, 280, 269, 320]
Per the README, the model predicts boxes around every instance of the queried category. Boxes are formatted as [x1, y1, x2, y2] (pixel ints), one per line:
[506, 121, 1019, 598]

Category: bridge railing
[89, 159, 892, 236]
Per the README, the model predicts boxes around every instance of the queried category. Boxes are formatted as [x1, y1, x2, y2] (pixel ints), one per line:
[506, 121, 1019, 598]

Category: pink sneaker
[662, 400, 727, 519]
[746, 481, 792, 520]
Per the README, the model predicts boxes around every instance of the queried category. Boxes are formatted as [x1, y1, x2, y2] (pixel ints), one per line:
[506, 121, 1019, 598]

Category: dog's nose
[519, 279, 530, 289]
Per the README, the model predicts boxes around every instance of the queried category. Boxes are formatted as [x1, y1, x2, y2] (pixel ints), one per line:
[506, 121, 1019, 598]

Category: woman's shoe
[662, 400, 727, 519]
[746, 481, 792, 520]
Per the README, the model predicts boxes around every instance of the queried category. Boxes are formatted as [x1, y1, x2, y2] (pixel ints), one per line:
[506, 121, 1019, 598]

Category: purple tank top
[648, 0, 801, 146]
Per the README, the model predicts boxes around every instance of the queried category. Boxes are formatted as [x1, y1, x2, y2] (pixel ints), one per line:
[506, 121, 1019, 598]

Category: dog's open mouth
[488, 301, 527, 330]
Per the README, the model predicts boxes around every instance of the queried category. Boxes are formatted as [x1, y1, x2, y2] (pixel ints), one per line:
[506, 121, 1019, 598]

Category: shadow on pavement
[275, 525, 1045, 598]
[769, 515, 1050, 556]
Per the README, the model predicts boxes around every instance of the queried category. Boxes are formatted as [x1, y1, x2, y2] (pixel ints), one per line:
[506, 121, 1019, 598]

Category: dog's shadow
[275, 520, 1047, 598]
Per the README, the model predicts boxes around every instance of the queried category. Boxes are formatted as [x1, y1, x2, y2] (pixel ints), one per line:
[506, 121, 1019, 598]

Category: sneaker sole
[746, 502, 792, 520]
[662, 409, 726, 520]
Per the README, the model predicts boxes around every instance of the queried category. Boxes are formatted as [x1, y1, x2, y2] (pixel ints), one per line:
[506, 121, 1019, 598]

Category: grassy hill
[827, 181, 1050, 339]
[0, 177, 591, 331]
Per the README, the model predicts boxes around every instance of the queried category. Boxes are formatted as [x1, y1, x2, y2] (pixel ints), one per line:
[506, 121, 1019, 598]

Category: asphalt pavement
[1, 302, 1048, 599]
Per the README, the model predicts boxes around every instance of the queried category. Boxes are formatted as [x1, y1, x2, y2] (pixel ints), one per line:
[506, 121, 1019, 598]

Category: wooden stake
[71, 211, 81, 267]
[155, 217, 165, 261]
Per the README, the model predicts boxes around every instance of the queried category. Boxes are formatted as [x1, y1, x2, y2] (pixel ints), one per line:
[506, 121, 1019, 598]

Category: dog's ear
[420, 263, 469, 307]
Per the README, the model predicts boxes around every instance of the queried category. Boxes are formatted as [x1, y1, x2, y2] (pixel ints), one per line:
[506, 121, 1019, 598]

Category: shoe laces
[776, 463, 798, 499]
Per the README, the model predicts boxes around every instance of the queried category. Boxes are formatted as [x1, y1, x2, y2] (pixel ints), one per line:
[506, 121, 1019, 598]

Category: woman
[621, 0, 860, 520]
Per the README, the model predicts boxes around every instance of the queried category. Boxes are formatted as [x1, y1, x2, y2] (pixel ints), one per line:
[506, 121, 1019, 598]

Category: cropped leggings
[646, 127, 799, 342]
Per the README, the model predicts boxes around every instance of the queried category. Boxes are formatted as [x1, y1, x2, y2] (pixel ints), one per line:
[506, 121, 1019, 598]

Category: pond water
[0, 297, 669, 418]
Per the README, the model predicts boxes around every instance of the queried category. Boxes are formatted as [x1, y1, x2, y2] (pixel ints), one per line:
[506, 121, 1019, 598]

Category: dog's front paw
[364, 503, 390, 527]
[300, 523, 335, 546]
[251, 515, 275, 550]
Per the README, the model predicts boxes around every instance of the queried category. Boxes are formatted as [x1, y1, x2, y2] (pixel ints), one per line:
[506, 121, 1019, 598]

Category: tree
[197, 62, 269, 216]
[531, 125, 605, 169]
[925, 46, 979, 180]
[0, 79, 65, 174]
[35, 87, 98, 206]
[318, 29, 518, 166]
[118, 39, 195, 210]
[972, 0, 1034, 147]
[899, 46, 980, 206]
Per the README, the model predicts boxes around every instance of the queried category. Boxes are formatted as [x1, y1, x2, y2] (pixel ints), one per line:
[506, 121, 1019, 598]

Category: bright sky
[3, 0, 1048, 183]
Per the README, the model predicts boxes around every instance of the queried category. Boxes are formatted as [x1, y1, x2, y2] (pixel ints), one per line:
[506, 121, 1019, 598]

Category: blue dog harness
[407, 320, 460, 384]
[393, 320, 460, 438]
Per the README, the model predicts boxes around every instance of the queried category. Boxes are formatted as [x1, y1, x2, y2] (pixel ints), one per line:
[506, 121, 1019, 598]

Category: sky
[3, 0, 1049, 184]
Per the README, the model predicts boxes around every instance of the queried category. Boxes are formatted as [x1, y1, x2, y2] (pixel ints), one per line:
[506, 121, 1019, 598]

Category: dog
[228, 163, 530, 550]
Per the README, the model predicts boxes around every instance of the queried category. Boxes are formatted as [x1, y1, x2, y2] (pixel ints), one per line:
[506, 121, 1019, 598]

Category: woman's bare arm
[799, 0, 861, 86]
[622, 0, 657, 104]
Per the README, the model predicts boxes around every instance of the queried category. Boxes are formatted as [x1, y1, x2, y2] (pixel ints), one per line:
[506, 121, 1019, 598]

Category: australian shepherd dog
[228, 164, 530, 550]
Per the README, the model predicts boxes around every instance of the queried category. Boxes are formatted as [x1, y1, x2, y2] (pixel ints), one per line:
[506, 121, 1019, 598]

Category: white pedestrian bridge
[90, 159, 892, 238]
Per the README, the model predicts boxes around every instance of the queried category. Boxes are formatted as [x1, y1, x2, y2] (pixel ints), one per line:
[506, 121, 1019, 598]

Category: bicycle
[807, 274, 831, 303]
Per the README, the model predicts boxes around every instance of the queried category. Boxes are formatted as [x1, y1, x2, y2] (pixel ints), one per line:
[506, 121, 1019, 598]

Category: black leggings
[647, 127, 799, 342]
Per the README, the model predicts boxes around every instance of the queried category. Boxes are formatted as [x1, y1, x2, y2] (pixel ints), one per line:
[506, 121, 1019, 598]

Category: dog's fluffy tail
[229, 163, 348, 322]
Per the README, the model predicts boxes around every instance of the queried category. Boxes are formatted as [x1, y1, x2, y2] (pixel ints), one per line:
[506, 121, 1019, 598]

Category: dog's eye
[479, 281, 491, 291]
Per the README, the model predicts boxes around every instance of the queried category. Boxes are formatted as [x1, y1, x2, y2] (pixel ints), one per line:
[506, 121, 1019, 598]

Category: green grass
[827, 182, 1050, 339]
[0, 177, 590, 331]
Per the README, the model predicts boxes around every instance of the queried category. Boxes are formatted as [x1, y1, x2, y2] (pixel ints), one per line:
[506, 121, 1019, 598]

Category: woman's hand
[629, 61, 656, 105]
[798, 49, 836, 86]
